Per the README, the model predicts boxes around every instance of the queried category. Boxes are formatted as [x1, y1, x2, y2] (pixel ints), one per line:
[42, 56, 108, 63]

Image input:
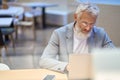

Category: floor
[0, 24, 59, 70]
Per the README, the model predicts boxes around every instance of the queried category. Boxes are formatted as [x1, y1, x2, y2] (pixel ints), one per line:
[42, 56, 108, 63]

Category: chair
[0, 29, 8, 57]
[0, 15, 15, 52]
[0, 29, 15, 60]
[30, 7, 42, 26]
[15, 6, 36, 40]
[1, 28, 15, 50]
[0, 31, 13, 63]
[0, 63, 10, 70]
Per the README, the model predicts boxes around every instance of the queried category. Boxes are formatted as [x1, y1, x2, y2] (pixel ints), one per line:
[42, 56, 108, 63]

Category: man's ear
[74, 13, 77, 21]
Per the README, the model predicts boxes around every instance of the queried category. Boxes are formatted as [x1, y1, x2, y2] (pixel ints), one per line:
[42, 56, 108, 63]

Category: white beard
[74, 25, 91, 39]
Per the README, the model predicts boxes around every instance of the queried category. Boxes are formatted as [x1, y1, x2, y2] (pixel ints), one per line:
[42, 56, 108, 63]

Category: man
[39, 3, 115, 73]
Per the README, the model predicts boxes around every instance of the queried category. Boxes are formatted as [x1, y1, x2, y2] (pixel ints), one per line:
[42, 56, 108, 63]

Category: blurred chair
[0, 29, 10, 59]
[0, 28, 15, 51]
[30, 7, 42, 26]
[0, 63, 10, 70]
[8, 6, 24, 40]
[15, 6, 36, 40]
[0, 15, 15, 52]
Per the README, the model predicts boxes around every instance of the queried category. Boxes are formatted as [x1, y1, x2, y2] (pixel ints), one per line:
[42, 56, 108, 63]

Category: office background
[0, 0, 120, 70]
[17, 0, 120, 46]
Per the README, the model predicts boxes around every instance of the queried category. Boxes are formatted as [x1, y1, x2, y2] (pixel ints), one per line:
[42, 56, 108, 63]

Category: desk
[0, 9, 19, 17]
[22, 2, 57, 29]
[0, 18, 13, 27]
[0, 7, 24, 19]
[0, 69, 68, 80]
[0, 9, 16, 16]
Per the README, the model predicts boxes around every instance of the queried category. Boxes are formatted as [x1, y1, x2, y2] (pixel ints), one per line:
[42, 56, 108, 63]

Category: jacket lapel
[65, 24, 96, 53]
[66, 23, 74, 54]
[87, 27, 96, 53]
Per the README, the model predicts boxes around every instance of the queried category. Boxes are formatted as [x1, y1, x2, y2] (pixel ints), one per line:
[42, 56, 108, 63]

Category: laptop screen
[68, 54, 92, 80]
[68, 48, 120, 80]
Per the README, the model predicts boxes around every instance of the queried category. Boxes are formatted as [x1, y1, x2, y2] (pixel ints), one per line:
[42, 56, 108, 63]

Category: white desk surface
[0, 7, 24, 16]
[0, 69, 68, 80]
[0, 18, 13, 27]
[0, 9, 16, 16]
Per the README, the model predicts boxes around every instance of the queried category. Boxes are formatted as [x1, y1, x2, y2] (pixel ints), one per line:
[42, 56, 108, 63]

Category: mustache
[75, 26, 92, 34]
[74, 26, 92, 38]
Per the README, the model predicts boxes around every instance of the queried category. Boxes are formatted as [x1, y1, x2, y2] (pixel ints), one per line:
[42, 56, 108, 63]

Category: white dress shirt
[73, 26, 91, 54]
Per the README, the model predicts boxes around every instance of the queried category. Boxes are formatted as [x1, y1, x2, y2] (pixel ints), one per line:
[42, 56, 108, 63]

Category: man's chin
[82, 31, 90, 34]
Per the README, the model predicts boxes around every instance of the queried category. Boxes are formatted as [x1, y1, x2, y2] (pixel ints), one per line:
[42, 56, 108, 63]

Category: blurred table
[0, 9, 18, 17]
[0, 6, 24, 19]
[0, 18, 13, 27]
[22, 2, 57, 29]
[0, 69, 68, 80]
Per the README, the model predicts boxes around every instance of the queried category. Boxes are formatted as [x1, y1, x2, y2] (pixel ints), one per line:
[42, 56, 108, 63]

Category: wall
[96, 4, 120, 47]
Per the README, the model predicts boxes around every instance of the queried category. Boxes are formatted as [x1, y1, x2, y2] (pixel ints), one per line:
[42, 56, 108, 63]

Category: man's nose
[85, 26, 90, 31]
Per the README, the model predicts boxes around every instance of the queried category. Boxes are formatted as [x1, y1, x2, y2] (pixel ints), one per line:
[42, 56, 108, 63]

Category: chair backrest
[0, 63, 10, 70]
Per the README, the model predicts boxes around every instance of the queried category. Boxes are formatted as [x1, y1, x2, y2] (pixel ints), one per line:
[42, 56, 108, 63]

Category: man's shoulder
[93, 26, 105, 33]
[55, 22, 74, 33]
[92, 26, 108, 38]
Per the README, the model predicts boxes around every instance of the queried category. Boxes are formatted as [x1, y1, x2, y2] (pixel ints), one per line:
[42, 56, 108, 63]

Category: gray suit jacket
[39, 22, 114, 72]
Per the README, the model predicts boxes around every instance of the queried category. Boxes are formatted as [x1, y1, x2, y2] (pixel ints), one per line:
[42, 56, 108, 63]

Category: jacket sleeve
[39, 30, 68, 73]
[102, 29, 115, 48]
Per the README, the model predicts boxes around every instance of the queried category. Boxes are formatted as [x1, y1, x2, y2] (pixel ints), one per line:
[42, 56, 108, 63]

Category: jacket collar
[87, 26, 96, 53]
[66, 22, 96, 53]
[66, 22, 74, 54]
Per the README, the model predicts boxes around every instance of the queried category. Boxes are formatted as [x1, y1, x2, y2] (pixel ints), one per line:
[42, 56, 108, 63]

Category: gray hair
[75, 3, 99, 17]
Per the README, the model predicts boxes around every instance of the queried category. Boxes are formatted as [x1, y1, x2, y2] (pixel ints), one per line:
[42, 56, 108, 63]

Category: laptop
[92, 48, 120, 80]
[68, 54, 92, 80]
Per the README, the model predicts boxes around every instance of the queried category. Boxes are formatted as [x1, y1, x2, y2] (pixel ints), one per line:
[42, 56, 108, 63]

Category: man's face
[74, 11, 97, 34]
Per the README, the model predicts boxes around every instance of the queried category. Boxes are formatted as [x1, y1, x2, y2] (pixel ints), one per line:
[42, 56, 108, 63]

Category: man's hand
[66, 64, 70, 72]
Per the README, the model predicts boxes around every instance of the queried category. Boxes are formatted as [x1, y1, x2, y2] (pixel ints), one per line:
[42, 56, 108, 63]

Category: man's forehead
[79, 11, 97, 21]
[81, 11, 97, 18]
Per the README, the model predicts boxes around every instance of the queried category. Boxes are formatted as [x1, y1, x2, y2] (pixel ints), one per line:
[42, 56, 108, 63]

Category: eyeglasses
[81, 21, 94, 27]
